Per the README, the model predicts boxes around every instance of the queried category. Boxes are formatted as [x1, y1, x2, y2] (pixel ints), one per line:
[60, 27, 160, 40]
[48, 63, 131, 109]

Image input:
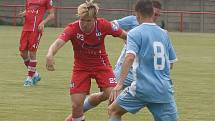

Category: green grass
[0, 25, 215, 121]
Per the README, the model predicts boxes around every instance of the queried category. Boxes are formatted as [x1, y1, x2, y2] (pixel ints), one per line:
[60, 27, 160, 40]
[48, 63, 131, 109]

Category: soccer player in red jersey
[46, 1, 127, 121]
[19, 0, 55, 86]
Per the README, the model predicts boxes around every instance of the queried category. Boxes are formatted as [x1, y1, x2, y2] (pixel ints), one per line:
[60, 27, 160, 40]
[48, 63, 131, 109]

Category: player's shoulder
[127, 25, 141, 37]
[97, 18, 110, 24]
[115, 15, 137, 25]
[158, 27, 168, 34]
[63, 21, 79, 32]
[121, 15, 136, 21]
[67, 20, 79, 27]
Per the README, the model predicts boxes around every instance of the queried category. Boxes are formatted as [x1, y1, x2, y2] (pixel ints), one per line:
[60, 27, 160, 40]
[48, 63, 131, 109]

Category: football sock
[83, 97, 95, 112]
[109, 118, 121, 121]
[72, 116, 85, 121]
[24, 58, 30, 67]
[28, 60, 37, 78]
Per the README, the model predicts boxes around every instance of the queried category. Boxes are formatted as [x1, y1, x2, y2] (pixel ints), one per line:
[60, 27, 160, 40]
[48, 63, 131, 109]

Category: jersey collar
[142, 23, 156, 26]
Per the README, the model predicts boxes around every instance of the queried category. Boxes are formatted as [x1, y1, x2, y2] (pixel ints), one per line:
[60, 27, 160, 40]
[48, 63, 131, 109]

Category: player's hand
[46, 55, 55, 71]
[38, 22, 45, 32]
[109, 84, 123, 102]
[18, 11, 26, 17]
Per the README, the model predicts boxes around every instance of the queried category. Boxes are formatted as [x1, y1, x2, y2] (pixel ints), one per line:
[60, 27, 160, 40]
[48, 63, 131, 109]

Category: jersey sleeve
[58, 25, 74, 42]
[126, 30, 140, 57]
[167, 37, 177, 63]
[46, 0, 53, 10]
[102, 19, 123, 37]
[112, 15, 139, 31]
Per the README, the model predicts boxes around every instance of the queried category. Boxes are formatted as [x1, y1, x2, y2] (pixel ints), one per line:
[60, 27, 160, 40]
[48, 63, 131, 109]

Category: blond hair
[77, 0, 99, 18]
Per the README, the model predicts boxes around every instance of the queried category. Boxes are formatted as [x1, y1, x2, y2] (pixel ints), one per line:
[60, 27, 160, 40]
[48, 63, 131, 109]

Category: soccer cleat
[33, 73, 41, 85]
[24, 78, 34, 86]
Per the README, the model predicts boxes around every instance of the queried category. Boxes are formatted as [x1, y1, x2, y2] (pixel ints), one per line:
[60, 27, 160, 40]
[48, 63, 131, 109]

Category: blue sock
[109, 118, 121, 121]
[83, 97, 95, 112]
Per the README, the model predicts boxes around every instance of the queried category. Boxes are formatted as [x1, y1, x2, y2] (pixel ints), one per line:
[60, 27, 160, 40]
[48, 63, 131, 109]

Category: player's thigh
[28, 31, 42, 51]
[116, 88, 146, 114]
[147, 101, 178, 121]
[95, 67, 117, 88]
[70, 70, 91, 94]
[19, 31, 29, 51]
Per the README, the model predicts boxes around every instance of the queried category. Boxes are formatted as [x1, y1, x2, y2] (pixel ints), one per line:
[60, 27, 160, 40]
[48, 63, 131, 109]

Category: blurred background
[1, 0, 215, 32]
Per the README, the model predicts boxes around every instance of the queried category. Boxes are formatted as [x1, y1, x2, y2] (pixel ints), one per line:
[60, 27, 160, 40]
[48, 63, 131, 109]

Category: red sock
[24, 59, 30, 67]
[28, 60, 37, 77]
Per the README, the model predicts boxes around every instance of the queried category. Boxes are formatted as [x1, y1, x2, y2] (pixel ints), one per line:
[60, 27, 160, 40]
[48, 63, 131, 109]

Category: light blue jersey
[113, 15, 139, 87]
[112, 15, 139, 31]
[126, 23, 177, 103]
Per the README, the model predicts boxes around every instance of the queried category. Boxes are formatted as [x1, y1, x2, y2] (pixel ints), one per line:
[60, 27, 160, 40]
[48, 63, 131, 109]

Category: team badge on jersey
[109, 78, 117, 84]
[111, 22, 119, 31]
[50, 0, 53, 6]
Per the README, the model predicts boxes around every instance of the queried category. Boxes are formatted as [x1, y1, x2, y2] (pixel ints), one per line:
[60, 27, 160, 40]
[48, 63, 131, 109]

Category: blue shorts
[116, 88, 178, 121]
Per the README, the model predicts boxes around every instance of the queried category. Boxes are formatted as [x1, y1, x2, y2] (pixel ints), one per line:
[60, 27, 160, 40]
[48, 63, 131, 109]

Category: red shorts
[70, 67, 117, 94]
[19, 31, 42, 52]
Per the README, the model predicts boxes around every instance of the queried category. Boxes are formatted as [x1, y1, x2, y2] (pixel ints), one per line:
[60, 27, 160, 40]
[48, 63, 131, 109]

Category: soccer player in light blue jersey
[113, 0, 162, 88]
[108, 0, 178, 121]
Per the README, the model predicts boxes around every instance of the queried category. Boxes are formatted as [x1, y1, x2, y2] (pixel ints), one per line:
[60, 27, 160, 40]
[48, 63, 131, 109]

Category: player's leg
[82, 67, 117, 112]
[20, 51, 29, 67]
[83, 86, 113, 112]
[65, 70, 91, 121]
[83, 92, 103, 112]
[19, 31, 33, 86]
[147, 99, 178, 121]
[19, 31, 30, 67]
[25, 31, 42, 86]
[108, 101, 127, 121]
[70, 93, 86, 121]
[108, 87, 145, 121]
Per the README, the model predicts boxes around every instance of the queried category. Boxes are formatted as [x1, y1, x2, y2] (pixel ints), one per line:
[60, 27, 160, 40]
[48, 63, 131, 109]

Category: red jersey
[58, 18, 123, 70]
[23, 0, 53, 31]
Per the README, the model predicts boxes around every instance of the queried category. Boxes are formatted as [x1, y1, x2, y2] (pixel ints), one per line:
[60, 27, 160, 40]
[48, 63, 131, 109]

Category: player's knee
[72, 102, 83, 112]
[29, 51, 36, 60]
[99, 92, 109, 101]
[20, 51, 27, 59]
[108, 104, 120, 117]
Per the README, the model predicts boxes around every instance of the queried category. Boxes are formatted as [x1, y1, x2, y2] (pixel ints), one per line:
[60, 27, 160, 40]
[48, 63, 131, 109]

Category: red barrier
[1, 4, 215, 32]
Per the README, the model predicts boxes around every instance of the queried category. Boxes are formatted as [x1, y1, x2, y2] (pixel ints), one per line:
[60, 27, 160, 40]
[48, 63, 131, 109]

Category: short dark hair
[135, 0, 154, 17]
[152, 0, 162, 9]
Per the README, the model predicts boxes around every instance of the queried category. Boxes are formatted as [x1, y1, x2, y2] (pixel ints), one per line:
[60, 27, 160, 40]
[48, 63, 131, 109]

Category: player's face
[79, 16, 96, 33]
[153, 7, 161, 21]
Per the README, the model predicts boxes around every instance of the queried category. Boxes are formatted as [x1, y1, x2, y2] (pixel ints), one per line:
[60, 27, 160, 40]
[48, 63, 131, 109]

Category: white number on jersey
[153, 42, 165, 70]
[109, 78, 117, 84]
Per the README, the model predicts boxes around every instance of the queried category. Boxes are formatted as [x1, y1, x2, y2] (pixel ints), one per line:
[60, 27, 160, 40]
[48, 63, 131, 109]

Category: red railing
[1, 4, 215, 32]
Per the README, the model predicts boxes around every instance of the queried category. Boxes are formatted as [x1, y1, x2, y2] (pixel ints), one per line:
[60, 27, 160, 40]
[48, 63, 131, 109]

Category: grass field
[0, 25, 215, 121]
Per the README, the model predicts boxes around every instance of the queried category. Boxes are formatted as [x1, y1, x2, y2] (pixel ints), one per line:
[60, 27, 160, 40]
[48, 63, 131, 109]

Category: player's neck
[79, 21, 96, 34]
[139, 18, 153, 24]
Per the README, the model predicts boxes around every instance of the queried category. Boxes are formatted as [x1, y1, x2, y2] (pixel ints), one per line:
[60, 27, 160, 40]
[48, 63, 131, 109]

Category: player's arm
[18, 10, 26, 17]
[109, 53, 135, 101]
[118, 30, 127, 42]
[46, 39, 66, 71]
[38, 8, 55, 32]
[19, 1, 27, 17]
